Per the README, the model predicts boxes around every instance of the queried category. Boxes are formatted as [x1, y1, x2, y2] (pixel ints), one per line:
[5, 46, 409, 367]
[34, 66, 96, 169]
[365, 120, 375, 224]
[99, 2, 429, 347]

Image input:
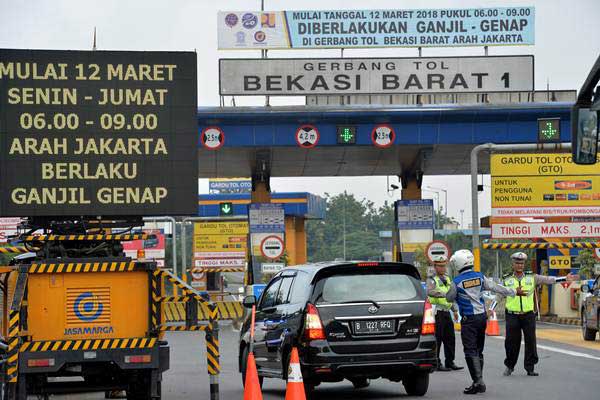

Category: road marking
[490, 336, 600, 361]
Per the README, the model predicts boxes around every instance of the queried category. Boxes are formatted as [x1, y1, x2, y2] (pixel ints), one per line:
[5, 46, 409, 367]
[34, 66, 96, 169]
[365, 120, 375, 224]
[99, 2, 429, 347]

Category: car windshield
[317, 273, 418, 304]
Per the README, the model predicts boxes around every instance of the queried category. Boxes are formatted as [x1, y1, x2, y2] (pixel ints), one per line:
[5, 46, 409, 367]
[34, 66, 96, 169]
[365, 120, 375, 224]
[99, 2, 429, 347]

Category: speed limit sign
[201, 126, 225, 150]
[295, 124, 320, 148]
[371, 124, 396, 148]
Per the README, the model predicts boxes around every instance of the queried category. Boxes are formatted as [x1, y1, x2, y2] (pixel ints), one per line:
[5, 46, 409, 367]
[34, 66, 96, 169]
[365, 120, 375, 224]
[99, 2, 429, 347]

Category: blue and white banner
[218, 7, 535, 50]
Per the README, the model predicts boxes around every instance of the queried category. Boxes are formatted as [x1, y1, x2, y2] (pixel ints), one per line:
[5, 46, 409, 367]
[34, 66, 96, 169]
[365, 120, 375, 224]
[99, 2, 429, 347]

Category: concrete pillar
[295, 217, 307, 265]
[285, 217, 297, 266]
[251, 181, 271, 203]
[400, 171, 422, 200]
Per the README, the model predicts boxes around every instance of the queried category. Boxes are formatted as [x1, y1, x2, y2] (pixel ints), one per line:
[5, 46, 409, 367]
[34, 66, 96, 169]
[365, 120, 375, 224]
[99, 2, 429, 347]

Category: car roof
[282, 261, 420, 280]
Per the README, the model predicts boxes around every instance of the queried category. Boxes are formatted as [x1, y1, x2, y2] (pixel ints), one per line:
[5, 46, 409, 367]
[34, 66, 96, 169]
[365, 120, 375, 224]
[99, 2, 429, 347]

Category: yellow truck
[1, 236, 169, 399]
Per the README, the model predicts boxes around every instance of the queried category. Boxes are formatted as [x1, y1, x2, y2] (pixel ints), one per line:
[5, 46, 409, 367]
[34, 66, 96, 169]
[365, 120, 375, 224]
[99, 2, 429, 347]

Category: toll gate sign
[0, 49, 198, 216]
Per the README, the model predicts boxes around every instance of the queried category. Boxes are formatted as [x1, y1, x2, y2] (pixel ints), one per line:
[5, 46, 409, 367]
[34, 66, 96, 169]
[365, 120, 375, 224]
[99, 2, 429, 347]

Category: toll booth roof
[197, 103, 572, 177]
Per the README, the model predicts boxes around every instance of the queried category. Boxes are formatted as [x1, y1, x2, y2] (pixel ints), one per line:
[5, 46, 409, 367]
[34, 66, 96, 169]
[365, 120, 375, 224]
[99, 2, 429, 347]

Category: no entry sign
[260, 235, 285, 259]
[426, 240, 451, 264]
[296, 124, 320, 148]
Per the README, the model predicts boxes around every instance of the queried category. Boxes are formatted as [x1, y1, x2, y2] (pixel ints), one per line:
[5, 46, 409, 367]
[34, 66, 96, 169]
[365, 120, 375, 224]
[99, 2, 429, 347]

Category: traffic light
[538, 118, 561, 143]
[219, 202, 233, 216]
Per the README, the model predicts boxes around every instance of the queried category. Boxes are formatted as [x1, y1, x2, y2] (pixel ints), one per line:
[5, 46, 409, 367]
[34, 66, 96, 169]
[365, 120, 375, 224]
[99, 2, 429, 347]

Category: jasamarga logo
[64, 326, 114, 335]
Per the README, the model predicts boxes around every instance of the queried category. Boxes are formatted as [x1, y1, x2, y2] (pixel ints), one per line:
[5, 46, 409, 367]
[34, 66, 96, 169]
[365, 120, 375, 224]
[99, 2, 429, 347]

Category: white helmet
[511, 252, 528, 262]
[449, 249, 475, 272]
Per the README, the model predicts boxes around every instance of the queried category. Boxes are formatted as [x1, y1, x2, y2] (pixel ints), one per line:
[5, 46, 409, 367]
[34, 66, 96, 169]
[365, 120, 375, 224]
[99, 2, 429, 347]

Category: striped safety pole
[206, 303, 220, 400]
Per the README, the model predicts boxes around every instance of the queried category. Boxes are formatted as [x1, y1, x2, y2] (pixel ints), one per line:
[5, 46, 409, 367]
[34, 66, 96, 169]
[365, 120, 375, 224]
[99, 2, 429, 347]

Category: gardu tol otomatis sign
[219, 56, 533, 95]
[218, 7, 535, 50]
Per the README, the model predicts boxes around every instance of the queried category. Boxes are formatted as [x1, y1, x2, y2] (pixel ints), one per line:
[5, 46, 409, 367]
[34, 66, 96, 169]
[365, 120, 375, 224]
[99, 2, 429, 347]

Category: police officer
[500, 252, 578, 377]
[430, 249, 526, 394]
[426, 254, 463, 371]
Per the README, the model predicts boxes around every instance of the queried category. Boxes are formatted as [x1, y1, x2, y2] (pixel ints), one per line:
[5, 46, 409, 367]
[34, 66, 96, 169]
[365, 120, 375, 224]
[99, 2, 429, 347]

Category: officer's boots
[464, 357, 486, 394]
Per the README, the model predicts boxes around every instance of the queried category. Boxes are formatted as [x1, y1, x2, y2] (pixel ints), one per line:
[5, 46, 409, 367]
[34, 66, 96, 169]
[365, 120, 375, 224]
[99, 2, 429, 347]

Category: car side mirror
[242, 295, 257, 309]
[581, 284, 590, 293]
[572, 105, 599, 165]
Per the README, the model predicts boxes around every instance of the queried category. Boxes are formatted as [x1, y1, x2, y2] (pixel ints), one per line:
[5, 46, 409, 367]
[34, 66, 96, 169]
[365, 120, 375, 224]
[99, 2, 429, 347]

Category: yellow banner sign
[549, 255, 571, 270]
[194, 234, 247, 252]
[195, 221, 248, 236]
[401, 242, 427, 253]
[491, 153, 600, 208]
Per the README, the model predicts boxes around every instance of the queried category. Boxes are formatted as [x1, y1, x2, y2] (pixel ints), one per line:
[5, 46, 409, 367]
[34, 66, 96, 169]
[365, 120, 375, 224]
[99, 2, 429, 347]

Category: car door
[253, 276, 282, 371]
[263, 273, 296, 370]
[592, 277, 600, 327]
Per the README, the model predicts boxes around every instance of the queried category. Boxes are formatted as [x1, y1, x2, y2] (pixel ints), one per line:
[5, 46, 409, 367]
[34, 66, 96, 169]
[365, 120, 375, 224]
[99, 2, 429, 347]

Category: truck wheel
[582, 313, 597, 341]
[403, 371, 429, 396]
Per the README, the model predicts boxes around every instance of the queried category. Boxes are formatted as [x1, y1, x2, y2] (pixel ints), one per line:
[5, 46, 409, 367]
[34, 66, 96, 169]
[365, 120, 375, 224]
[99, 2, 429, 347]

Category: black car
[239, 261, 437, 397]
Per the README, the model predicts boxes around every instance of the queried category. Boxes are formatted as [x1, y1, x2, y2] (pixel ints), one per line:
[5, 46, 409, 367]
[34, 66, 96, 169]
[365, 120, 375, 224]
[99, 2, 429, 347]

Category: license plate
[353, 319, 395, 335]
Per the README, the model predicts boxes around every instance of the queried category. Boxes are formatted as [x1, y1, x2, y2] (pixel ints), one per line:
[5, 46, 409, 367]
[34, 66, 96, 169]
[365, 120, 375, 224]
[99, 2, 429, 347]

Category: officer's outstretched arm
[445, 282, 458, 302]
[483, 277, 517, 297]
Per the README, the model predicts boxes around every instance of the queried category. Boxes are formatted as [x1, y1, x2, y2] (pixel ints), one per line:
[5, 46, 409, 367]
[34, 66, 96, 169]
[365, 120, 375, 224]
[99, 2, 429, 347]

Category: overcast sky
[2, 0, 599, 226]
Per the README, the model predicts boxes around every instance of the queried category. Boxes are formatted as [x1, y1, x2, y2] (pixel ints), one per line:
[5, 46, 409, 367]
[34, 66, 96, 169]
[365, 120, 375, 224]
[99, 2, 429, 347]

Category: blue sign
[219, 7, 535, 50]
[252, 284, 267, 300]
[396, 199, 435, 230]
[249, 203, 285, 233]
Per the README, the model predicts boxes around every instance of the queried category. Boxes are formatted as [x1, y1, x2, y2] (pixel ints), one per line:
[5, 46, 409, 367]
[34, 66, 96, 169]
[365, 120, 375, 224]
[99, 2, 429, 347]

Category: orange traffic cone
[244, 351, 263, 400]
[485, 311, 500, 336]
[285, 348, 306, 400]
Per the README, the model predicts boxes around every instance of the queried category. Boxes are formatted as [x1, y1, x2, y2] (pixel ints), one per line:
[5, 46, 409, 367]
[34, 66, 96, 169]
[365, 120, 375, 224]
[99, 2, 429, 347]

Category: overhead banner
[491, 153, 600, 217]
[208, 178, 252, 194]
[219, 56, 533, 96]
[0, 49, 198, 216]
[492, 222, 600, 239]
[218, 7, 535, 50]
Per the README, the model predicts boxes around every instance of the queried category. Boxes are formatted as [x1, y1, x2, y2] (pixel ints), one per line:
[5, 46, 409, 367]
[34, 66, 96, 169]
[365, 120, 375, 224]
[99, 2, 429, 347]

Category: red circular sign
[425, 240, 451, 264]
[295, 124, 320, 148]
[201, 126, 225, 150]
[371, 124, 396, 148]
[260, 235, 285, 260]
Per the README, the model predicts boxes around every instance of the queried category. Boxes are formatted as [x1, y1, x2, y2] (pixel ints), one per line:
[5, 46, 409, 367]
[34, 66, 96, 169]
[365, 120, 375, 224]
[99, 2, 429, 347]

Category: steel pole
[470, 142, 571, 272]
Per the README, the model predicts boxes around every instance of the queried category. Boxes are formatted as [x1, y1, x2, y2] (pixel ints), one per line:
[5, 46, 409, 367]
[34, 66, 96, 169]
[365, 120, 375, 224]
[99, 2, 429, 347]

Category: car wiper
[340, 299, 381, 308]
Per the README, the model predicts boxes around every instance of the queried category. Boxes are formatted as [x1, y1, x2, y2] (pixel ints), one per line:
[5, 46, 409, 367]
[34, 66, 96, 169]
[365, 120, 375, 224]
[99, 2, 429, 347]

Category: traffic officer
[426, 254, 463, 371]
[500, 252, 578, 377]
[429, 249, 526, 395]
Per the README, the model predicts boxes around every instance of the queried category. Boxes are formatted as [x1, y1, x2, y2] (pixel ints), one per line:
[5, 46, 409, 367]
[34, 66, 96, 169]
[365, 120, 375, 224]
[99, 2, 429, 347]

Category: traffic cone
[244, 351, 263, 400]
[285, 348, 306, 400]
[485, 311, 500, 336]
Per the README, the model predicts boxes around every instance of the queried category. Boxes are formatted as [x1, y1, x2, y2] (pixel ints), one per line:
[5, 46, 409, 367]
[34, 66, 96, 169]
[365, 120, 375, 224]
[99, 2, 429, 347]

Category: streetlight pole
[460, 209, 465, 229]
[427, 186, 448, 222]
[422, 189, 441, 229]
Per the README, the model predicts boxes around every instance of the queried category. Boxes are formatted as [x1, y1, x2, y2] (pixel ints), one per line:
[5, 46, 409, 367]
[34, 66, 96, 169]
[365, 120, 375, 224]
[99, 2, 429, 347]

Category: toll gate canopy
[197, 103, 572, 178]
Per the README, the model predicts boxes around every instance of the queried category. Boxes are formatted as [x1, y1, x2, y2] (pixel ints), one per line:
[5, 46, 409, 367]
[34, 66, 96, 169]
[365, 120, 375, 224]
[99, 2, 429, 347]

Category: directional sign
[295, 124, 320, 148]
[249, 204, 285, 233]
[260, 235, 285, 259]
[219, 202, 234, 216]
[372, 125, 395, 148]
[219, 56, 534, 95]
[201, 126, 225, 150]
[426, 240, 451, 264]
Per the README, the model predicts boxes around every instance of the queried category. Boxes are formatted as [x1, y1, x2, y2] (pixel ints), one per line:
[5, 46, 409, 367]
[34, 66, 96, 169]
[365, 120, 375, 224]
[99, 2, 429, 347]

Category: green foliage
[575, 249, 596, 279]
[306, 192, 393, 262]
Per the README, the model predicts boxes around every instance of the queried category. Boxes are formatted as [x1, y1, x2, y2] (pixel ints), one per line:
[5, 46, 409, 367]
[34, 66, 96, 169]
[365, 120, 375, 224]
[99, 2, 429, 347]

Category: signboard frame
[219, 55, 535, 96]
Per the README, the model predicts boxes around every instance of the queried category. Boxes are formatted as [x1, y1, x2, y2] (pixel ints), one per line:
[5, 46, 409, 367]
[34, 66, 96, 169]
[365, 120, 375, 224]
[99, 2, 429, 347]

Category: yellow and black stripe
[159, 324, 209, 332]
[483, 242, 600, 250]
[0, 246, 28, 254]
[206, 334, 220, 375]
[150, 271, 161, 332]
[191, 267, 246, 273]
[23, 234, 149, 242]
[162, 301, 243, 322]
[28, 261, 144, 274]
[20, 337, 157, 353]
[155, 269, 212, 306]
[7, 310, 20, 383]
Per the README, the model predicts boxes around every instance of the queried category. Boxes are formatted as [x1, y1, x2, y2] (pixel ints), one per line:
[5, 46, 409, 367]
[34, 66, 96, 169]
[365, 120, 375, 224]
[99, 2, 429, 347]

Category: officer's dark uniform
[501, 270, 562, 376]
[427, 275, 460, 370]
[439, 254, 517, 395]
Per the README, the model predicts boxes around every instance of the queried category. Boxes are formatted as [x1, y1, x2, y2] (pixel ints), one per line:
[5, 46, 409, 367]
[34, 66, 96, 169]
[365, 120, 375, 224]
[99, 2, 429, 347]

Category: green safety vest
[428, 275, 453, 310]
[504, 273, 535, 312]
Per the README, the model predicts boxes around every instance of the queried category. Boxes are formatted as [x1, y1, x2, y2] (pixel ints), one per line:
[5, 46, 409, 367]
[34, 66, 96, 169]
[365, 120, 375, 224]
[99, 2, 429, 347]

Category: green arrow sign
[219, 202, 233, 216]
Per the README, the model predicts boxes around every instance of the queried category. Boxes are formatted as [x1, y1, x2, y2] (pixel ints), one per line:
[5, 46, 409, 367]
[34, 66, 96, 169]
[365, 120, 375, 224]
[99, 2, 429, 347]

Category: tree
[575, 249, 597, 279]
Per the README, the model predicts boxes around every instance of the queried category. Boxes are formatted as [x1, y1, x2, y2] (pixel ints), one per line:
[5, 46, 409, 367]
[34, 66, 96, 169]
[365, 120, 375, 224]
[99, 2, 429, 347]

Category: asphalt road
[56, 322, 599, 400]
